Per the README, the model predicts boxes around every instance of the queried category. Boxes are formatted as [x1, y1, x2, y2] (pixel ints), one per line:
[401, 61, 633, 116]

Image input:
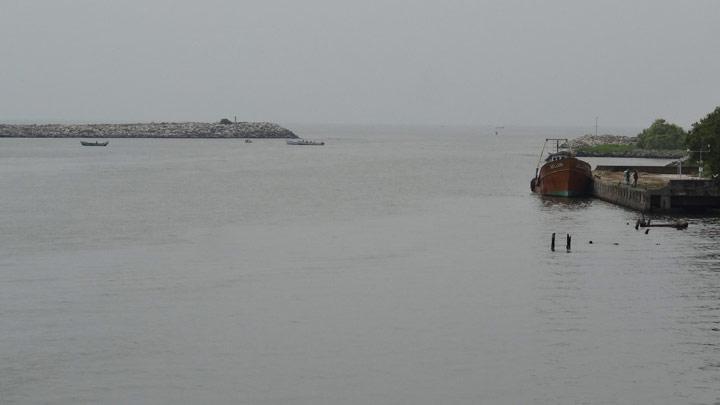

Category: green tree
[219, 118, 233, 125]
[686, 106, 720, 175]
[636, 118, 686, 149]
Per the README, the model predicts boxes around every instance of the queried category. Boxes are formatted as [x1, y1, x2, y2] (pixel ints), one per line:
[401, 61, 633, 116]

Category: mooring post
[551, 233, 556, 252]
[566, 233, 571, 251]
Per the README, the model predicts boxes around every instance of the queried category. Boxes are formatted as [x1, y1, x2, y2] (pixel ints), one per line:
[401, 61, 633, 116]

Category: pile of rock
[0, 122, 298, 139]
[567, 134, 636, 149]
[568, 134, 685, 158]
[576, 148, 686, 158]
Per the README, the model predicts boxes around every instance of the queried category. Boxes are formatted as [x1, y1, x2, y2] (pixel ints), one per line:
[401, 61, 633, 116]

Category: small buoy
[588, 241, 593, 244]
[613, 242, 619, 245]
[626, 222, 630, 225]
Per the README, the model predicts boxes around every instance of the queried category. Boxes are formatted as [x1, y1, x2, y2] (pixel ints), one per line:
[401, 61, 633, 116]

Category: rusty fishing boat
[530, 138, 592, 197]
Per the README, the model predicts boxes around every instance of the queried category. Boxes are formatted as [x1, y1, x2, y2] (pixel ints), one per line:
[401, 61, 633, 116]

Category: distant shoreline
[0, 122, 298, 139]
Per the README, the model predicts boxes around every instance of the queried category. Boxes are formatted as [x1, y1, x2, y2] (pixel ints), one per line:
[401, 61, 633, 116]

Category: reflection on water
[534, 195, 594, 211]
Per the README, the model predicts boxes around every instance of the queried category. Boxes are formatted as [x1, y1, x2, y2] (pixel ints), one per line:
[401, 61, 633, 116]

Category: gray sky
[1, 0, 718, 128]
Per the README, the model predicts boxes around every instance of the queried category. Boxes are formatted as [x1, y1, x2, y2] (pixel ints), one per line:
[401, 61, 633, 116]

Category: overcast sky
[1, 0, 718, 128]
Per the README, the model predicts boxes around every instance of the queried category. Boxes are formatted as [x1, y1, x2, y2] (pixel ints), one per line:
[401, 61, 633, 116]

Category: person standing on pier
[632, 170, 638, 187]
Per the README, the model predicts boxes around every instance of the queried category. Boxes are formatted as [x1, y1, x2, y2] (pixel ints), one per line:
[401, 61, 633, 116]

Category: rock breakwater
[567, 134, 636, 149]
[568, 134, 685, 158]
[0, 122, 298, 139]
[575, 149, 686, 158]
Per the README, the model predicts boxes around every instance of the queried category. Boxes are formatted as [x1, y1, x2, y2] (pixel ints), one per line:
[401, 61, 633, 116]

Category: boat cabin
[545, 150, 575, 162]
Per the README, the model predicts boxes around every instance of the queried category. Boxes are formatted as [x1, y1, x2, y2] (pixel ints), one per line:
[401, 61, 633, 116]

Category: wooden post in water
[566, 234, 571, 252]
[551, 233, 556, 251]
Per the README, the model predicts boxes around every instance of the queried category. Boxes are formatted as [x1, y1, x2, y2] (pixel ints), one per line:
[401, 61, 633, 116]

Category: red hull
[532, 157, 592, 197]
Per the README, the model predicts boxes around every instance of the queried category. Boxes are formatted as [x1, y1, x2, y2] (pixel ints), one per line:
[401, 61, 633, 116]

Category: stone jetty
[0, 122, 298, 139]
[592, 165, 720, 212]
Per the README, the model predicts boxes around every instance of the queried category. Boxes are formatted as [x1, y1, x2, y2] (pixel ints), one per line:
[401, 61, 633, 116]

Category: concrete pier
[592, 166, 720, 212]
[592, 180, 649, 211]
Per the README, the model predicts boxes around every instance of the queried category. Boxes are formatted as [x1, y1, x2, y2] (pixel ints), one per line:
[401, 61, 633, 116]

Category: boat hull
[287, 139, 324, 146]
[532, 157, 592, 197]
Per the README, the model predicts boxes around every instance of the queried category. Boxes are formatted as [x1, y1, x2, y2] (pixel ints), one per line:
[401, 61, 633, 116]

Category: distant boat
[287, 139, 324, 146]
[81, 141, 109, 147]
[245, 139, 252, 143]
[530, 138, 592, 197]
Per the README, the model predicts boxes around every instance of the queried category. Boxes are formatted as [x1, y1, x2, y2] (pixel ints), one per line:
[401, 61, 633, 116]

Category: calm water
[1, 126, 719, 404]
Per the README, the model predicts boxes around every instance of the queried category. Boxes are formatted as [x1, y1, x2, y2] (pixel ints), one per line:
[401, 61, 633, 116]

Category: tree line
[636, 107, 720, 176]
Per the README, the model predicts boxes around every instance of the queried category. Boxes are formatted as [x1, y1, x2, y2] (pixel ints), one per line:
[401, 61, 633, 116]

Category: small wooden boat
[81, 141, 109, 146]
[287, 139, 324, 146]
[531, 138, 592, 197]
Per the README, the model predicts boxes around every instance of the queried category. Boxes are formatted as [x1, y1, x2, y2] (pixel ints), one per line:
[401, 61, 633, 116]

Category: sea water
[1, 126, 718, 404]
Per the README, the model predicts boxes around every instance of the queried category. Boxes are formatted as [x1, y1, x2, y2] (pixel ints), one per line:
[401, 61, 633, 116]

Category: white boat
[287, 139, 324, 146]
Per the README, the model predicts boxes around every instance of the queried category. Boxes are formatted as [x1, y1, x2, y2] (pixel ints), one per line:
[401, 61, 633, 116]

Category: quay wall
[592, 176, 720, 212]
[592, 181, 650, 211]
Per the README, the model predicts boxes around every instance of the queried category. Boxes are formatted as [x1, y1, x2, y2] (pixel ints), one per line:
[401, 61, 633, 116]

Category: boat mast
[535, 140, 549, 176]
[544, 138, 569, 153]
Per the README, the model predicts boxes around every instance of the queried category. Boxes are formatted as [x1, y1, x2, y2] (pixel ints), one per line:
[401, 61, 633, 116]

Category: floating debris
[637, 217, 688, 230]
